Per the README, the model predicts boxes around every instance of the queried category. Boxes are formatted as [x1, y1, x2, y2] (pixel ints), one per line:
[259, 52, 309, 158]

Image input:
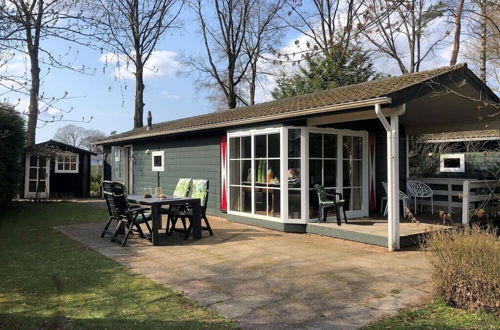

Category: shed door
[25, 154, 50, 198]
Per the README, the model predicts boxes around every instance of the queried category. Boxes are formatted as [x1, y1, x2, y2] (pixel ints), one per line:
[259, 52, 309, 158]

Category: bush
[90, 173, 102, 197]
[0, 105, 25, 207]
[423, 225, 499, 314]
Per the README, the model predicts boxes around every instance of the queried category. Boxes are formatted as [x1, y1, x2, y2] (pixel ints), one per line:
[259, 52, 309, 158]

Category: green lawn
[365, 297, 499, 329]
[0, 202, 237, 329]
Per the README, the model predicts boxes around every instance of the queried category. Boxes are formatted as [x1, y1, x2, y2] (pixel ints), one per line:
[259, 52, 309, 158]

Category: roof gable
[28, 140, 97, 155]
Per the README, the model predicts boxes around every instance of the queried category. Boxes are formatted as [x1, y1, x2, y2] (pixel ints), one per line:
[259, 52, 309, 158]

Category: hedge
[0, 104, 25, 207]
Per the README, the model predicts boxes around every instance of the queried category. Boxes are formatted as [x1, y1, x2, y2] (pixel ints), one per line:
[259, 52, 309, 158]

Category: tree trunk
[449, 0, 465, 66]
[134, 61, 145, 128]
[249, 60, 257, 105]
[227, 89, 237, 109]
[26, 47, 40, 147]
[479, 0, 487, 82]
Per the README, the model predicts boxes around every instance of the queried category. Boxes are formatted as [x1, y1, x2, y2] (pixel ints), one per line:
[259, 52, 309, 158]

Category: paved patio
[57, 216, 432, 329]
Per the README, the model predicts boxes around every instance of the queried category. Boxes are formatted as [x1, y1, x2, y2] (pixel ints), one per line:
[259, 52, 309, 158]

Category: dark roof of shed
[27, 140, 97, 156]
[97, 63, 498, 145]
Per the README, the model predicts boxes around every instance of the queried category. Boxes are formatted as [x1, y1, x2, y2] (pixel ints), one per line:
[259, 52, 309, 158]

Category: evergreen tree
[272, 46, 381, 99]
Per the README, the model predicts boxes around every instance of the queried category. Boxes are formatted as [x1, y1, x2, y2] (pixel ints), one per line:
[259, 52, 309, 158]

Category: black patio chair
[100, 181, 152, 246]
[314, 184, 347, 226]
[168, 179, 213, 239]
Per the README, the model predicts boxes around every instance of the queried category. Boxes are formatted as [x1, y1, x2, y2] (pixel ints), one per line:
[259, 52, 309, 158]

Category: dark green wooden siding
[128, 133, 224, 216]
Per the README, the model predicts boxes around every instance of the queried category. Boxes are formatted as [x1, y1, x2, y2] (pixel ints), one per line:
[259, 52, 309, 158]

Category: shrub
[0, 105, 25, 207]
[90, 173, 102, 197]
[423, 225, 499, 314]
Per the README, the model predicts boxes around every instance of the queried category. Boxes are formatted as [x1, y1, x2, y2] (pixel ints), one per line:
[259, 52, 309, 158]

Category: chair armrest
[325, 192, 343, 199]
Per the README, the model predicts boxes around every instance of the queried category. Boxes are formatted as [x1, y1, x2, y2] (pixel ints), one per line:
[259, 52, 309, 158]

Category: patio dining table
[127, 195, 202, 246]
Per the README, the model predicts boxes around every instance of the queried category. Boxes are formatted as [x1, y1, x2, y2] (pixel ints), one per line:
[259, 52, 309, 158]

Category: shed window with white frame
[152, 151, 165, 171]
[440, 153, 465, 172]
[55, 153, 79, 173]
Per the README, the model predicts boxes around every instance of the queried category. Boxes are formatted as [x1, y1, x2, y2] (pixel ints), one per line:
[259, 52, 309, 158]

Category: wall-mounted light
[145, 149, 151, 155]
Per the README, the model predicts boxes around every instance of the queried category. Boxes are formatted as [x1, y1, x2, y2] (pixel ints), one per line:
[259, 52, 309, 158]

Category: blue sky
[1, 4, 494, 143]
[33, 9, 216, 142]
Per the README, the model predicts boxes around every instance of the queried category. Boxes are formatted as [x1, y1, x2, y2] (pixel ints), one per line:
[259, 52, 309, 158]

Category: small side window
[152, 151, 164, 172]
[440, 153, 465, 172]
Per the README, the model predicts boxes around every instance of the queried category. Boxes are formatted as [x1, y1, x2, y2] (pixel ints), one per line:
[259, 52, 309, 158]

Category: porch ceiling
[401, 89, 499, 134]
[308, 82, 499, 134]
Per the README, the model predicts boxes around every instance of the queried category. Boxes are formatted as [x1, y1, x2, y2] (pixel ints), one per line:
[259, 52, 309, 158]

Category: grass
[0, 202, 237, 329]
[365, 298, 499, 329]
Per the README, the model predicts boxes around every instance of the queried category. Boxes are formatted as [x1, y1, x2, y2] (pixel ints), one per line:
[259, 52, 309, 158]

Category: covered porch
[307, 70, 499, 250]
[307, 214, 451, 248]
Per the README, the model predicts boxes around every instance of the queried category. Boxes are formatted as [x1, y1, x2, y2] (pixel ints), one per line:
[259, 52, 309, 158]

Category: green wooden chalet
[96, 63, 499, 251]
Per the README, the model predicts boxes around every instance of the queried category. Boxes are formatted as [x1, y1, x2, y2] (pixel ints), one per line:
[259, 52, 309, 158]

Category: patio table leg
[151, 205, 160, 246]
[191, 200, 202, 240]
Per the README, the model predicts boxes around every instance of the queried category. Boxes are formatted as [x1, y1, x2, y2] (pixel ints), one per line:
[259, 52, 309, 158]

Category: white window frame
[152, 151, 165, 171]
[227, 126, 284, 223]
[55, 153, 79, 174]
[226, 126, 369, 224]
[440, 153, 465, 172]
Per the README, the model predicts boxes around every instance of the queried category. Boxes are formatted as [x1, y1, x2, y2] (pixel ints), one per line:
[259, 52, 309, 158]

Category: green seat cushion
[191, 179, 208, 207]
[173, 178, 192, 197]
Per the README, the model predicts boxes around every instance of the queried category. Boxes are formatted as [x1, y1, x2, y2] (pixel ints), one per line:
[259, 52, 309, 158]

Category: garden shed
[24, 140, 96, 199]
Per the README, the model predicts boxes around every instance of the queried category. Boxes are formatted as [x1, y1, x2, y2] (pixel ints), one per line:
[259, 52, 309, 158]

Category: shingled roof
[423, 129, 500, 142]
[97, 63, 493, 145]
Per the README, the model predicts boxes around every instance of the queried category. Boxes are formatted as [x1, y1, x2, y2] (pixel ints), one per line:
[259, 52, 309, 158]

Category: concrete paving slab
[56, 216, 432, 329]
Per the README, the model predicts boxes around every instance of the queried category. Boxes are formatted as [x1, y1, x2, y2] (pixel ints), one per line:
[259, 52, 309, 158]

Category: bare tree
[355, 0, 448, 74]
[189, 0, 251, 109]
[53, 124, 87, 148]
[81, 128, 106, 153]
[0, 0, 95, 146]
[241, 0, 284, 105]
[187, 0, 284, 109]
[279, 0, 365, 59]
[54, 124, 106, 151]
[459, 0, 500, 87]
[449, 0, 465, 66]
[93, 0, 183, 128]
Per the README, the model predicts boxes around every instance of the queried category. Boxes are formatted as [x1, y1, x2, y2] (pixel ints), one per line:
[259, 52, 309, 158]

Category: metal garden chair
[380, 181, 410, 217]
[314, 184, 347, 226]
[407, 180, 434, 214]
[168, 179, 213, 239]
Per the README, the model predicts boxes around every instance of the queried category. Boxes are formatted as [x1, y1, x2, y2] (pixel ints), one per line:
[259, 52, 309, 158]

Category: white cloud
[99, 50, 181, 80]
[161, 90, 181, 100]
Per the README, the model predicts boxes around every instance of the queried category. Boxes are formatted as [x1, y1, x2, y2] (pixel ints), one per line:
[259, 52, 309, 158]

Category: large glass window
[229, 131, 281, 218]
[309, 133, 337, 218]
[342, 136, 363, 211]
[229, 136, 252, 213]
[228, 127, 367, 222]
[254, 133, 280, 217]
